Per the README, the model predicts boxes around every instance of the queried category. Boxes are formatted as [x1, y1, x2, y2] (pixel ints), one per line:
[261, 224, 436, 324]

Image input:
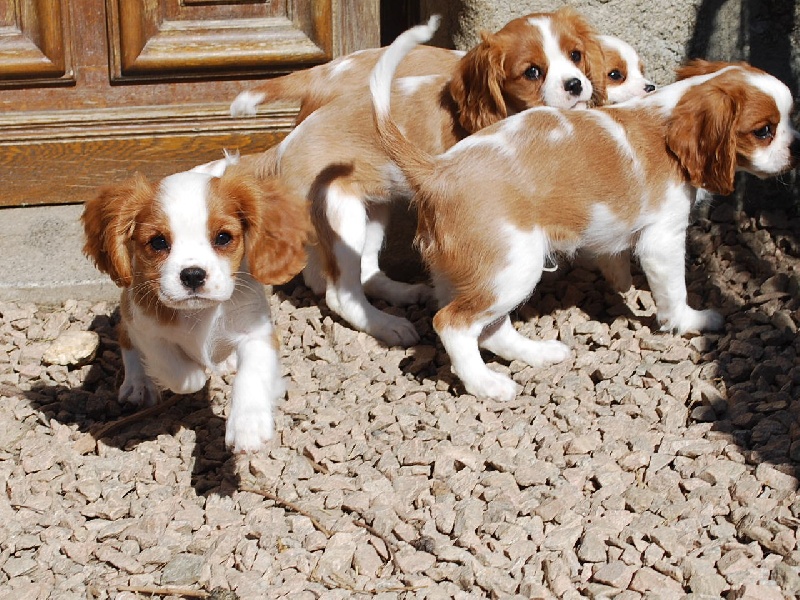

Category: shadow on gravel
[23, 310, 241, 498]
[687, 200, 800, 482]
[511, 196, 800, 483]
[687, 0, 800, 483]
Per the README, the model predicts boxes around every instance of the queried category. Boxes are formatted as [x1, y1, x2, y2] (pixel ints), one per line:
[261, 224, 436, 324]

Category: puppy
[584, 35, 657, 291]
[371, 20, 800, 401]
[255, 8, 607, 347]
[599, 35, 656, 104]
[231, 45, 466, 125]
[81, 156, 312, 452]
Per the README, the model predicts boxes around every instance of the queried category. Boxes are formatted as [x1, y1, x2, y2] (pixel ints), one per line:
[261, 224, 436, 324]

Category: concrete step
[0, 204, 118, 305]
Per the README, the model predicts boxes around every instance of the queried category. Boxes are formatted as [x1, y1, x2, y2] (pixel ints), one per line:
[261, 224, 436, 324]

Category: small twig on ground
[241, 486, 332, 536]
[116, 585, 207, 598]
[91, 395, 182, 440]
[352, 518, 397, 558]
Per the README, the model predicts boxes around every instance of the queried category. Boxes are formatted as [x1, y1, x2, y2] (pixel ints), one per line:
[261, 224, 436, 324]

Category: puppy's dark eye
[753, 125, 774, 140]
[149, 235, 169, 252]
[570, 50, 582, 63]
[524, 65, 542, 80]
[214, 231, 233, 247]
[608, 69, 624, 82]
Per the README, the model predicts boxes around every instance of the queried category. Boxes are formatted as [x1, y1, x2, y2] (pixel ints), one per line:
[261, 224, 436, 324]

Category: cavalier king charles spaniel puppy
[235, 7, 608, 348]
[82, 155, 311, 452]
[600, 35, 656, 104]
[371, 18, 800, 402]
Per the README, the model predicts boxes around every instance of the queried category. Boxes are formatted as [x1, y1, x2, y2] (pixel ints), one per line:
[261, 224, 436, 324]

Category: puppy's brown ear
[81, 174, 153, 287]
[666, 82, 741, 196]
[226, 168, 313, 285]
[449, 31, 507, 133]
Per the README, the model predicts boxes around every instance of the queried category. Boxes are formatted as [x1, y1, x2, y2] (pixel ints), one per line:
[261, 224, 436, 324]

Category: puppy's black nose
[564, 78, 583, 97]
[644, 84, 656, 93]
[180, 267, 206, 291]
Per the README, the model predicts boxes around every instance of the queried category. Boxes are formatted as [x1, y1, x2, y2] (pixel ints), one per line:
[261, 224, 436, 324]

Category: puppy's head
[599, 35, 656, 104]
[82, 160, 311, 310]
[450, 6, 606, 133]
[666, 60, 799, 195]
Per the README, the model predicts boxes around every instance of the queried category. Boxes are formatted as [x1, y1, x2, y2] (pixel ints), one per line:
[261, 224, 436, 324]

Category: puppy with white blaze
[82, 156, 311, 452]
[371, 19, 800, 402]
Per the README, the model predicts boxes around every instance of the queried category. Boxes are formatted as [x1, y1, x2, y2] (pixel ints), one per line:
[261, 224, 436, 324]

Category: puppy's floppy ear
[666, 82, 741, 196]
[222, 167, 312, 285]
[81, 174, 153, 287]
[449, 31, 508, 133]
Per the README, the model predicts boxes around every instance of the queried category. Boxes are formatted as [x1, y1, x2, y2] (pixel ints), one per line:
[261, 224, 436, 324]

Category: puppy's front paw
[119, 375, 160, 407]
[661, 307, 724, 335]
[528, 340, 571, 367]
[371, 313, 420, 347]
[463, 369, 519, 402]
[165, 369, 208, 395]
[225, 410, 273, 453]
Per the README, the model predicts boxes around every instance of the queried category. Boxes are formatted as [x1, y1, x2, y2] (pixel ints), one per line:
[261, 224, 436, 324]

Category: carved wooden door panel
[0, 0, 379, 207]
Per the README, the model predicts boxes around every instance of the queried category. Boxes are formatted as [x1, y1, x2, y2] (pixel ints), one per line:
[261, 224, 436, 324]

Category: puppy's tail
[370, 17, 440, 194]
[230, 69, 321, 117]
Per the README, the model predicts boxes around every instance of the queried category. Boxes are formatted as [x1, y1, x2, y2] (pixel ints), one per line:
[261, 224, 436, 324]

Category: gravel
[1, 201, 799, 599]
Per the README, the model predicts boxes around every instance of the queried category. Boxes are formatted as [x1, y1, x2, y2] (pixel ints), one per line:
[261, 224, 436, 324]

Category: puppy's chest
[134, 306, 233, 369]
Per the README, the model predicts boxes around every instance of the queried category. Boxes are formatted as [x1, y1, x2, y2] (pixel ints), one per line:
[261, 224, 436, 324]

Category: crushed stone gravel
[1, 202, 799, 599]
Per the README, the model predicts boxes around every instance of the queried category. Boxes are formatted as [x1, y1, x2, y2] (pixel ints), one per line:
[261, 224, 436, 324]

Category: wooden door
[0, 0, 379, 207]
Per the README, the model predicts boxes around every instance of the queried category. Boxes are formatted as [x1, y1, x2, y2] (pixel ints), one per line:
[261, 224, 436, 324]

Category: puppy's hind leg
[361, 202, 431, 305]
[435, 307, 519, 402]
[438, 225, 566, 399]
[324, 185, 420, 346]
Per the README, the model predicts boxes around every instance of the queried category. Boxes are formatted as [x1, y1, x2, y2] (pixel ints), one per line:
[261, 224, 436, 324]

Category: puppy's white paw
[363, 276, 433, 305]
[119, 375, 160, 407]
[165, 369, 208, 395]
[302, 262, 327, 296]
[371, 313, 420, 347]
[217, 352, 238, 375]
[661, 307, 724, 335]
[230, 91, 265, 117]
[532, 340, 571, 366]
[394, 282, 434, 305]
[463, 369, 519, 402]
[225, 410, 273, 453]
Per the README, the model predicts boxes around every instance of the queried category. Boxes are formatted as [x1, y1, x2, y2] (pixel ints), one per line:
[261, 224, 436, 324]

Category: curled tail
[370, 17, 441, 193]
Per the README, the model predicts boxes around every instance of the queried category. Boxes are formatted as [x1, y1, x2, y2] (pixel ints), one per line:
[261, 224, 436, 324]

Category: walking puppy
[82, 156, 311, 451]
[261, 8, 607, 347]
[371, 19, 800, 401]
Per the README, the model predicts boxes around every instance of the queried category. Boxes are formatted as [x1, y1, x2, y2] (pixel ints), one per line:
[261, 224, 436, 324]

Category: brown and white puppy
[600, 35, 656, 104]
[589, 35, 657, 290]
[246, 8, 607, 347]
[371, 20, 800, 401]
[231, 45, 465, 125]
[81, 156, 311, 452]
